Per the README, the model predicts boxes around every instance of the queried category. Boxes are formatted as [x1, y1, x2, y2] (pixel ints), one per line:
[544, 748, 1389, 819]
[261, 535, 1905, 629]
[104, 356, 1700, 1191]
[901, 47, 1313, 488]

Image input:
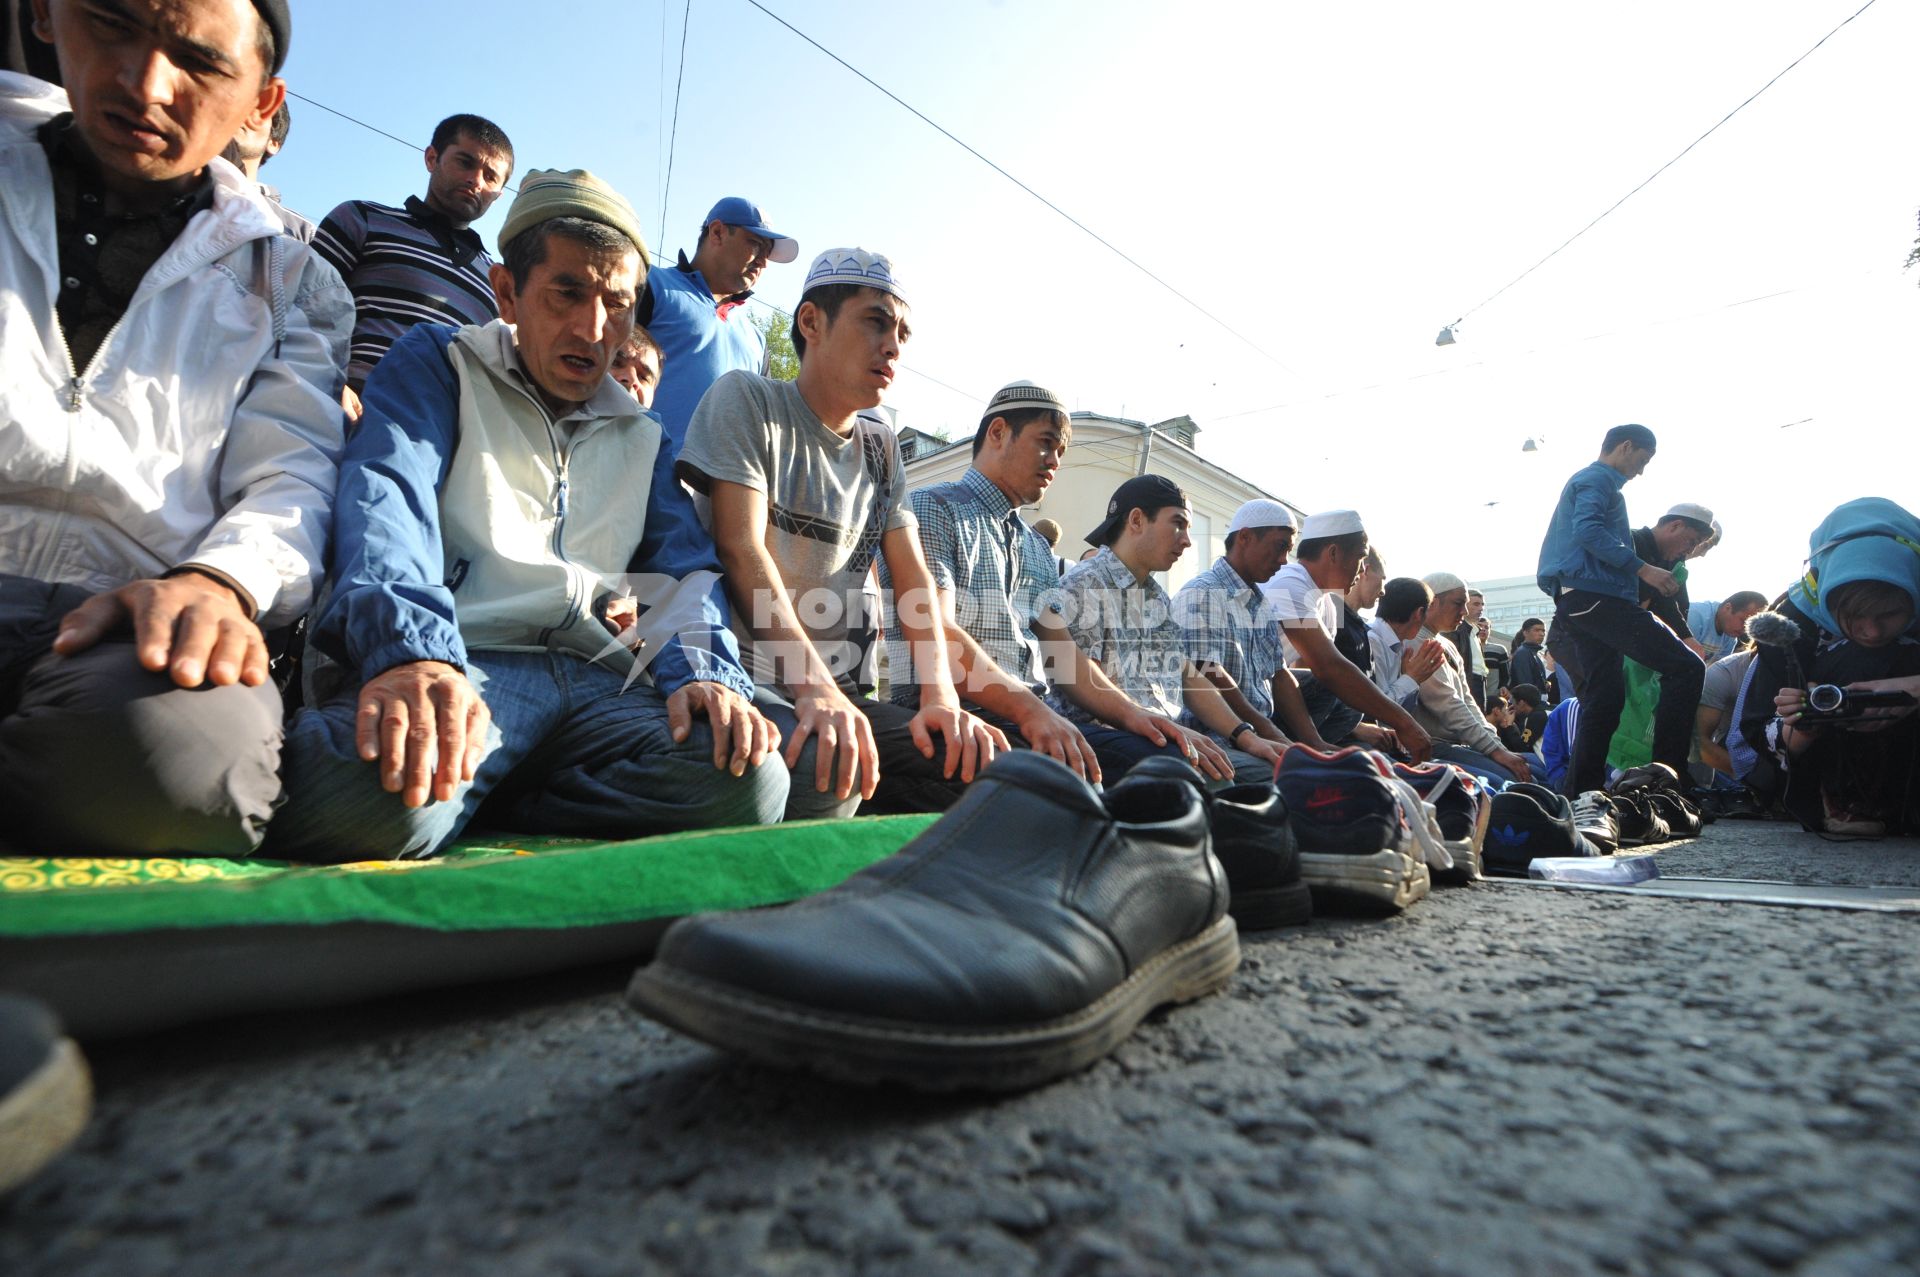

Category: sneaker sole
[1229, 880, 1314, 930]
[1297, 849, 1429, 912]
[1432, 836, 1483, 885]
[626, 914, 1242, 1092]
[0, 1038, 91, 1196]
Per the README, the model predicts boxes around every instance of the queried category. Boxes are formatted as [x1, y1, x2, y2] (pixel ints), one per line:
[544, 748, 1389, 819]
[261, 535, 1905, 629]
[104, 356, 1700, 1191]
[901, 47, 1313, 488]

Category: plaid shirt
[880, 467, 1058, 706]
[1052, 546, 1185, 722]
[1176, 556, 1284, 741]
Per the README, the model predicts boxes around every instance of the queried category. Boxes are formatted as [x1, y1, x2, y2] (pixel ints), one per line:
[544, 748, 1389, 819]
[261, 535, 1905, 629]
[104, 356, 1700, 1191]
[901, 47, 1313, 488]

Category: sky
[263, 0, 1919, 603]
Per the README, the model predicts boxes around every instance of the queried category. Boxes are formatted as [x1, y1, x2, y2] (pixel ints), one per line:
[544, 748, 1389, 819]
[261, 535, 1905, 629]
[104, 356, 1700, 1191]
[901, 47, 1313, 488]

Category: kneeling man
[268, 171, 785, 861]
[0, 0, 349, 854]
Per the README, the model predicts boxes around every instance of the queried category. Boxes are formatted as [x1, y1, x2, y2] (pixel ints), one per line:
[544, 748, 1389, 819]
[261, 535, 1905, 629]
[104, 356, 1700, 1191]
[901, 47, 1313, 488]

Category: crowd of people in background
[0, 0, 1914, 873]
[7, 0, 1920, 1194]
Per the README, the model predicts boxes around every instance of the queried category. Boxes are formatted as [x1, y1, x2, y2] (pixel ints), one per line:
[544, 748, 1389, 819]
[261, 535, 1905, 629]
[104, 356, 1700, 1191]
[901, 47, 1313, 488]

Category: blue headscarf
[1787, 497, 1920, 639]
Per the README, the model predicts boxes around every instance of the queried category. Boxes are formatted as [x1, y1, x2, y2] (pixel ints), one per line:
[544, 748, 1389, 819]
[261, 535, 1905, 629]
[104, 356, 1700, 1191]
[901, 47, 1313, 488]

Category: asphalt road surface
[6, 818, 1917, 1276]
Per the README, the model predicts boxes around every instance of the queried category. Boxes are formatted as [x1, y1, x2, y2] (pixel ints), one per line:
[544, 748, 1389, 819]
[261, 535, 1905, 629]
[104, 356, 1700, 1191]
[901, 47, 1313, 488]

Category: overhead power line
[659, 0, 693, 248]
[1443, 0, 1880, 333]
[739, 0, 1298, 377]
[287, 92, 426, 161]
[1226, 272, 1870, 422]
[280, 86, 990, 413]
[286, 91, 524, 194]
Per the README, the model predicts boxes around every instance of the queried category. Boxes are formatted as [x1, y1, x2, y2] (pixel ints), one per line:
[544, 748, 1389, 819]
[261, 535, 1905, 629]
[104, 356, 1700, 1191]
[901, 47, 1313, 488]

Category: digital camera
[1799, 683, 1916, 725]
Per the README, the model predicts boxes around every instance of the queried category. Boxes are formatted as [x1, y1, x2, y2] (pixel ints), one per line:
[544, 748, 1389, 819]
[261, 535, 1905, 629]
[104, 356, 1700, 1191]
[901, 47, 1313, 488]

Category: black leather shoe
[627, 751, 1239, 1091]
[1119, 756, 1312, 930]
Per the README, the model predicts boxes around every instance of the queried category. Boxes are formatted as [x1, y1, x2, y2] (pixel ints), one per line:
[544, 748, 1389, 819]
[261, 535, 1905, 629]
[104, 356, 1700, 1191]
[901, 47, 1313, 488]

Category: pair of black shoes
[628, 752, 1280, 1092]
[1609, 763, 1704, 843]
[1483, 783, 1597, 877]
[1123, 755, 1313, 931]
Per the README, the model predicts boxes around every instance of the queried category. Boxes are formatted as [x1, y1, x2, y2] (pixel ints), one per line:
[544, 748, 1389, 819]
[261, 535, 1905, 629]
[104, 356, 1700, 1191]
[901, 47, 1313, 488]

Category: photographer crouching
[1739, 498, 1920, 836]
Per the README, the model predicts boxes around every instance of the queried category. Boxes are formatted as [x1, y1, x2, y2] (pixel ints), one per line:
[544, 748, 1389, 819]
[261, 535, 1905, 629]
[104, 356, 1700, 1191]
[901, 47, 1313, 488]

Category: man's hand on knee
[53, 574, 268, 689]
[1492, 748, 1533, 782]
[668, 682, 780, 777]
[355, 661, 489, 808]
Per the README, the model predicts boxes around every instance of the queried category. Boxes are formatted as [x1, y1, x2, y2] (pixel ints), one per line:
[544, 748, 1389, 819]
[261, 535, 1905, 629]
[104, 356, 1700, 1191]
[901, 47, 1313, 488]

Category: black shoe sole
[627, 915, 1241, 1093]
[1229, 880, 1314, 930]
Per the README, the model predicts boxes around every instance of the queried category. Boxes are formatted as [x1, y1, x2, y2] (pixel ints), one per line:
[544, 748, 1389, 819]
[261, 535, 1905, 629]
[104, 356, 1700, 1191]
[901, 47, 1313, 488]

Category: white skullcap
[1227, 499, 1296, 535]
[1298, 509, 1364, 539]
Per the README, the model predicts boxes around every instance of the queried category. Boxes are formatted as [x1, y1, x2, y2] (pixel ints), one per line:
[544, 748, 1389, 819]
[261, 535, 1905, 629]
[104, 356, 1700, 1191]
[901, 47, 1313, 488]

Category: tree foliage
[751, 308, 800, 381]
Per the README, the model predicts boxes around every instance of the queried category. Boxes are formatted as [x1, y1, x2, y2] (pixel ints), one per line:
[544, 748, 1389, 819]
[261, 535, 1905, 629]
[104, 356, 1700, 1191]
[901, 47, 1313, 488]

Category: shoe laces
[1570, 791, 1614, 822]
[1382, 772, 1455, 872]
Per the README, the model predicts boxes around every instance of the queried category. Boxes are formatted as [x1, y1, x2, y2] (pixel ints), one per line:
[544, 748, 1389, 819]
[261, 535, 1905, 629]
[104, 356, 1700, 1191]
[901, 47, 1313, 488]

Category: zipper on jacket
[501, 381, 589, 648]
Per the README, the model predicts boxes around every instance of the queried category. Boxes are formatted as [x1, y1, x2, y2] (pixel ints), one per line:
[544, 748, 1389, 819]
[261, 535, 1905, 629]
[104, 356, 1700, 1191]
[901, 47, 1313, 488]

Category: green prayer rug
[0, 817, 935, 1038]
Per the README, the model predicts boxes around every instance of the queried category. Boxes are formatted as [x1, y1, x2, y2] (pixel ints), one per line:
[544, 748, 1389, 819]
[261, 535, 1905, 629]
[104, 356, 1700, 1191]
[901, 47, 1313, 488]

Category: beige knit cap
[496, 169, 650, 274]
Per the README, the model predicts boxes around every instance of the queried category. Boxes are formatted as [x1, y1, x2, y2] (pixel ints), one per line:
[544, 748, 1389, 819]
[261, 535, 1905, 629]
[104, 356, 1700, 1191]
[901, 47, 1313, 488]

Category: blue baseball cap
[704, 197, 798, 263]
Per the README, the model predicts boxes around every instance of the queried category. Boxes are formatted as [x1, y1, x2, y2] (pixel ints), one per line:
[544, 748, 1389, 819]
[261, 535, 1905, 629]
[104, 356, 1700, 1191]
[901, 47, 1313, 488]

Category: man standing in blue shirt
[642, 196, 797, 449]
[1535, 424, 1704, 795]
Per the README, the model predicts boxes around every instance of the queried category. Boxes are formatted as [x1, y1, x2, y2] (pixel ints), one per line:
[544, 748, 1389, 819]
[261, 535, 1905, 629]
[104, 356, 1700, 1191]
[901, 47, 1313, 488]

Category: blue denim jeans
[973, 709, 1273, 790]
[1433, 743, 1546, 789]
[265, 650, 790, 861]
[1295, 669, 1366, 746]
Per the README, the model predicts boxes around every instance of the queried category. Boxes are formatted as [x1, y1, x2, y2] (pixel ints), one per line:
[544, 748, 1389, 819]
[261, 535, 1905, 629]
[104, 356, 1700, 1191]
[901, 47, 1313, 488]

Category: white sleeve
[182, 243, 351, 625]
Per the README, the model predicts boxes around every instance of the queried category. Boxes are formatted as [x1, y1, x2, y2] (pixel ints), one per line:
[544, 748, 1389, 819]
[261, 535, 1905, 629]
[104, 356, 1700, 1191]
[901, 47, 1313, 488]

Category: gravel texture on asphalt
[5, 820, 1917, 1276]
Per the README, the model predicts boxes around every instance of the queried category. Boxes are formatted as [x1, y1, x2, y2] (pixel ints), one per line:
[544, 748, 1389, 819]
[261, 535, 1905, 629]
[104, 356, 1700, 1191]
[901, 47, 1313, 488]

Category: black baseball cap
[1086, 474, 1189, 548]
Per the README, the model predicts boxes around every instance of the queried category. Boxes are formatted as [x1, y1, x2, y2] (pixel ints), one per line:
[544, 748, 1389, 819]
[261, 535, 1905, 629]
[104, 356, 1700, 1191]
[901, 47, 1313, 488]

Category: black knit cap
[254, 0, 291, 73]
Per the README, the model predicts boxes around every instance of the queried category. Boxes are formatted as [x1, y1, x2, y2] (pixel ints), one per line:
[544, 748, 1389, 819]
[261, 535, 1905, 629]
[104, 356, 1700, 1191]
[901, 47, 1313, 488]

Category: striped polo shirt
[314, 195, 497, 389]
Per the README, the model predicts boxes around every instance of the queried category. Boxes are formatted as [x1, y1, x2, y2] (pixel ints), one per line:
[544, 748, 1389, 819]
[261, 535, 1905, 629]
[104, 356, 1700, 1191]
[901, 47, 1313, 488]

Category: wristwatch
[1229, 721, 1256, 744]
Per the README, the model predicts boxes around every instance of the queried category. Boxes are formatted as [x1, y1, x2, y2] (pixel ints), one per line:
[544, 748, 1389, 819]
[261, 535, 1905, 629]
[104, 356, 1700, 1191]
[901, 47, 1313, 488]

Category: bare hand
[342, 384, 364, 423]
[1395, 717, 1435, 764]
[1350, 722, 1401, 754]
[1492, 748, 1533, 782]
[355, 661, 490, 807]
[788, 685, 879, 802]
[1240, 736, 1284, 771]
[1015, 704, 1102, 783]
[909, 700, 1009, 783]
[53, 573, 267, 689]
[1402, 639, 1446, 683]
[1638, 564, 1681, 598]
[1684, 638, 1709, 659]
[668, 681, 780, 775]
[1164, 722, 1232, 781]
[602, 596, 639, 646]
[1840, 675, 1920, 722]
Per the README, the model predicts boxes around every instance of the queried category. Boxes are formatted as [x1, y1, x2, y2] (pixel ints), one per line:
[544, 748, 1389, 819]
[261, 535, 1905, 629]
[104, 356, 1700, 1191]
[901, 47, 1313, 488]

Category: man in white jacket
[0, 0, 350, 855]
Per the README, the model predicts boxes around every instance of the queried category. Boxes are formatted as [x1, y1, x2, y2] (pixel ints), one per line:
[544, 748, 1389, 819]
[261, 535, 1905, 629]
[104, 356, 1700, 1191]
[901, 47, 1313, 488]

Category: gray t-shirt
[678, 371, 914, 686]
[1701, 649, 1756, 715]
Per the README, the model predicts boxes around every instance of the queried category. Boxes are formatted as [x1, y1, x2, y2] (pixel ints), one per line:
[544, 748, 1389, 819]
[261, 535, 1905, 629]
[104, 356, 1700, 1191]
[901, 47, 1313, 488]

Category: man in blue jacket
[266, 170, 788, 861]
[1535, 424, 1703, 796]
